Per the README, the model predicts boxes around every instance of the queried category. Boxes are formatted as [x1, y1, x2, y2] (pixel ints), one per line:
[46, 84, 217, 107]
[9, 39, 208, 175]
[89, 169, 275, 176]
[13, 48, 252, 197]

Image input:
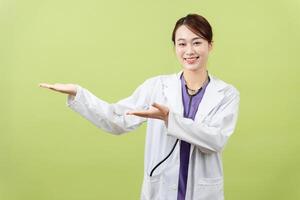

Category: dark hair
[172, 14, 213, 44]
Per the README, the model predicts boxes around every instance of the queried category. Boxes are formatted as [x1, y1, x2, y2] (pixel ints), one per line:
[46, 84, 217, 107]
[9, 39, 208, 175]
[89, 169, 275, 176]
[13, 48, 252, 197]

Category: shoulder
[141, 73, 177, 86]
[210, 74, 240, 98]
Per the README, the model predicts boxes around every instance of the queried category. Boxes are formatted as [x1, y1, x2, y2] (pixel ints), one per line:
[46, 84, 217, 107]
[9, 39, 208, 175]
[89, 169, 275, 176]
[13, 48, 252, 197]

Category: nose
[185, 44, 195, 55]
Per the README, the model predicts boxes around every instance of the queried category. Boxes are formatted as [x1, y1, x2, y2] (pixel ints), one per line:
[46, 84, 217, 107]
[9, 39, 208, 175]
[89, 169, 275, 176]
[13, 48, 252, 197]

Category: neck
[183, 68, 208, 90]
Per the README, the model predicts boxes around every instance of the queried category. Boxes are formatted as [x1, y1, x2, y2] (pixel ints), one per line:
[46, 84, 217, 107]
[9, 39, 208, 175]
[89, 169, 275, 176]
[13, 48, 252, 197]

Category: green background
[1, 0, 299, 199]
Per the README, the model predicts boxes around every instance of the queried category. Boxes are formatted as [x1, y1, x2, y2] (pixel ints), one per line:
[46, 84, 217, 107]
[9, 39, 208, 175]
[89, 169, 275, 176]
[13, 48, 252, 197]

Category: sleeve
[166, 88, 240, 153]
[66, 78, 155, 135]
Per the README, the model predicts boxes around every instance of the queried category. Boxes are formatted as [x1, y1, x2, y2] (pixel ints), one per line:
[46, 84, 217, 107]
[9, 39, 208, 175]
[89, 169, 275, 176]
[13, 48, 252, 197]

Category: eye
[193, 41, 202, 45]
[178, 43, 185, 46]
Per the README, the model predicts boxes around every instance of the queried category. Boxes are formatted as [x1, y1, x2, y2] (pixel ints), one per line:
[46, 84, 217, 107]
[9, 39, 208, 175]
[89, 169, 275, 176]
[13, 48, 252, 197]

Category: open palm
[39, 83, 77, 96]
[126, 103, 169, 124]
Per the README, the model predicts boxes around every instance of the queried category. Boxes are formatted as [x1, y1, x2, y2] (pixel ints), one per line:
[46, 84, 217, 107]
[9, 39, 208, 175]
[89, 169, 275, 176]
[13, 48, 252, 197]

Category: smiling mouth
[184, 56, 199, 63]
[184, 56, 199, 60]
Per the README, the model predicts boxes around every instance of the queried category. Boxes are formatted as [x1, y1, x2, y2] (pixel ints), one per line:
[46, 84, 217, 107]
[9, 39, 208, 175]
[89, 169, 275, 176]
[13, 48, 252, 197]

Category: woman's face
[175, 25, 212, 71]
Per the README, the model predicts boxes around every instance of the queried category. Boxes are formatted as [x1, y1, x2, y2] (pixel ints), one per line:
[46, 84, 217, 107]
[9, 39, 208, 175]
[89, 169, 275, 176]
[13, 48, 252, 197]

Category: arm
[66, 79, 154, 135]
[166, 90, 240, 153]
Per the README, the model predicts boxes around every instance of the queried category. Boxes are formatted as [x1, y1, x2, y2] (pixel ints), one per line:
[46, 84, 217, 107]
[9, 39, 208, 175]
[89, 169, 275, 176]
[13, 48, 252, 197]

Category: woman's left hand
[126, 103, 169, 126]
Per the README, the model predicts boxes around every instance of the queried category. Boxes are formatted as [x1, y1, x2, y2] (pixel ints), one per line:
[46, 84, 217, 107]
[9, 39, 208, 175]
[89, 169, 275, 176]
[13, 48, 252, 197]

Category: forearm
[166, 94, 240, 153]
[67, 85, 146, 134]
[166, 111, 228, 153]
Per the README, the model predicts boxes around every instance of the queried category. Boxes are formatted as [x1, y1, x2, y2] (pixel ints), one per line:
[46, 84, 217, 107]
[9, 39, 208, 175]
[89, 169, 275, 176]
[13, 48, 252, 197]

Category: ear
[208, 41, 213, 52]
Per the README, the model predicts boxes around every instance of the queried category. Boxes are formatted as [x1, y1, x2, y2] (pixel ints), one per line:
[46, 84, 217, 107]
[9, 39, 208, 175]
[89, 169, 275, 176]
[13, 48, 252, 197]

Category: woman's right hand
[39, 83, 77, 96]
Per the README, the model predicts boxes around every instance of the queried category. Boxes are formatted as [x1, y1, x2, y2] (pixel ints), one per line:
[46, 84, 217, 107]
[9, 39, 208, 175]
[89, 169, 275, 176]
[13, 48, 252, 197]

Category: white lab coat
[66, 71, 240, 200]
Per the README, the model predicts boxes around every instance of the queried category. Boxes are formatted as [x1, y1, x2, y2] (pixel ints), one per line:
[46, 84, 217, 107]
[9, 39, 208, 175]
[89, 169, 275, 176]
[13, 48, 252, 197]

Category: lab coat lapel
[194, 74, 225, 122]
[162, 73, 184, 115]
[163, 71, 226, 122]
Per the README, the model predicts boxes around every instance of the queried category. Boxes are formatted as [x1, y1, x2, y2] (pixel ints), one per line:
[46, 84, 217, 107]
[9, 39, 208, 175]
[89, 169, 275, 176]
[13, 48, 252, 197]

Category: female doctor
[39, 14, 240, 200]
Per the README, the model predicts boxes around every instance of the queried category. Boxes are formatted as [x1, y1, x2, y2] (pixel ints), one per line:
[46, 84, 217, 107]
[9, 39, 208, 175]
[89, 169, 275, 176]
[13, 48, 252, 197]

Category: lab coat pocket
[194, 177, 224, 200]
[141, 174, 162, 200]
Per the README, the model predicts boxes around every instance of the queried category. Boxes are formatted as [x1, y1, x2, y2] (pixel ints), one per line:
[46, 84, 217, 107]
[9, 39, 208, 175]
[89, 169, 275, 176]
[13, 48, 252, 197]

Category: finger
[126, 107, 156, 115]
[126, 111, 138, 115]
[132, 113, 161, 120]
[39, 83, 53, 89]
[127, 110, 152, 117]
[126, 110, 144, 115]
[152, 103, 165, 112]
[127, 112, 150, 118]
[152, 103, 170, 118]
[127, 111, 163, 120]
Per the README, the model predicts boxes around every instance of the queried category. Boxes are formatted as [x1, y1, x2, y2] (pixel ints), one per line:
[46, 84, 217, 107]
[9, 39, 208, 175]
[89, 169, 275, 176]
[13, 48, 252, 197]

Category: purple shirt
[177, 72, 210, 200]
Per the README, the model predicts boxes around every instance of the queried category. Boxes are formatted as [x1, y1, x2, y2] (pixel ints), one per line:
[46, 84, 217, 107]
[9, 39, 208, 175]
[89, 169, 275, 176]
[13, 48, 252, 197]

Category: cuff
[166, 110, 180, 138]
[66, 85, 82, 107]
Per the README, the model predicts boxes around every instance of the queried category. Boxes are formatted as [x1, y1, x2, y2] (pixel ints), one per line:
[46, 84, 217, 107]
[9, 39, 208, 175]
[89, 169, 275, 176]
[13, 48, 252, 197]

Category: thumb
[152, 103, 166, 113]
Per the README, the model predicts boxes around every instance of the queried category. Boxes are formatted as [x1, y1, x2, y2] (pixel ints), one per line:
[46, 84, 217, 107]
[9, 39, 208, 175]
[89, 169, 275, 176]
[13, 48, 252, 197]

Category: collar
[180, 71, 210, 96]
[162, 70, 226, 122]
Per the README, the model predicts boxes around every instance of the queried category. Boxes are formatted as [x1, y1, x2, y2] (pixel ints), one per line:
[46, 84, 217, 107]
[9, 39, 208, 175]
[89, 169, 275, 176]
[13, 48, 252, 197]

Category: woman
[40, 14, 240, 200]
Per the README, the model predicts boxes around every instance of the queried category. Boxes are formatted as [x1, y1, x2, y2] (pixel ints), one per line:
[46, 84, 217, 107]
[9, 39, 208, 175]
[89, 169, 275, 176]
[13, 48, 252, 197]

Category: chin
[182, 64, 202, 71]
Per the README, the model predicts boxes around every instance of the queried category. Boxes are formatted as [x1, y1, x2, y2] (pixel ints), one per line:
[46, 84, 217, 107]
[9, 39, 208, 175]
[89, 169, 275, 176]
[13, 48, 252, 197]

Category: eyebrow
[176, 37, 203, 42]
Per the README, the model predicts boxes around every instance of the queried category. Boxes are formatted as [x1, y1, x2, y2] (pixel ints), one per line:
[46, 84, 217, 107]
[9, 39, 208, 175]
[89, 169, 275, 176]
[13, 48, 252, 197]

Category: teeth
[185, 57, 199, 60]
